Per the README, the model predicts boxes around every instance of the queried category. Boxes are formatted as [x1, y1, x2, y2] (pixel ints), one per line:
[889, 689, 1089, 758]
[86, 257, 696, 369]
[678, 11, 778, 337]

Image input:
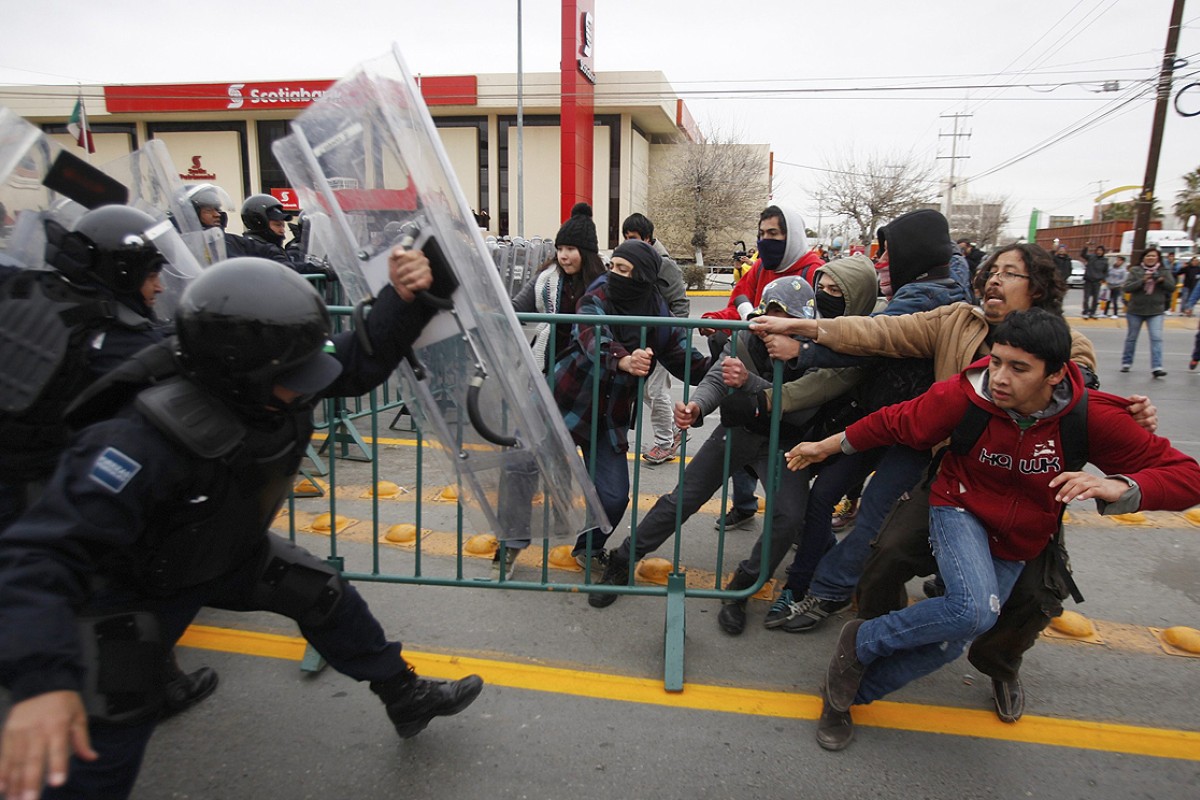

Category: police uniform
[0, 274, 437, 798]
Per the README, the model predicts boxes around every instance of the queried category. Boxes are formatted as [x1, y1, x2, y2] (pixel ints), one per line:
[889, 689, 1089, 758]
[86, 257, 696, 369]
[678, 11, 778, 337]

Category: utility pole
[1092, 179, 1107, 221]
[1131, 0, 1186, 260]
[938, 113, 972, 230]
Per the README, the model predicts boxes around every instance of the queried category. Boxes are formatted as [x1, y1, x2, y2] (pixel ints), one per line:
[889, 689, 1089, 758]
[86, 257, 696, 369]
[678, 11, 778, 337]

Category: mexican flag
[67, 97, 95, 154]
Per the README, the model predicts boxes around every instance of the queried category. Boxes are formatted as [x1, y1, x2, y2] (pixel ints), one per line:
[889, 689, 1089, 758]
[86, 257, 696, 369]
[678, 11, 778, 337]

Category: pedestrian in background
[1121, 247, 1174, 378]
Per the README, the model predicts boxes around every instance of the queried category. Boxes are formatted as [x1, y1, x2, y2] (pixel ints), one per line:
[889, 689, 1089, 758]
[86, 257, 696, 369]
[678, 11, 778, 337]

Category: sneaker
[715, 507, 757, 531]
[491, 546, 520, 581]
[588, 552, 631, 608]
[672, 428, 686, 449]
[831, 498, 859, 532]
[573, 547, 609, 574]
[764, 588, 805, 629]
[372, 668, 484, 739]
[780, 593, 853, 633]
[1190, 360, 1198, 371]
[642, 443, 678, 465]
[1119, 365, 1131, 373]
[1153, 369, 1168, 378]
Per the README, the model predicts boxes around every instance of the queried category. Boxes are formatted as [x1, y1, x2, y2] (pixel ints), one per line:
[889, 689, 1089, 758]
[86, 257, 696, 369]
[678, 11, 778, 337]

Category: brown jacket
[812, 302, 1097, 380]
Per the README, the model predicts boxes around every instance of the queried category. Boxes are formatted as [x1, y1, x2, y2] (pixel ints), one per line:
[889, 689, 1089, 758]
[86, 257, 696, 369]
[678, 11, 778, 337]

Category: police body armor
[0, 269, 154, 481]
[70, 342, 334, 613]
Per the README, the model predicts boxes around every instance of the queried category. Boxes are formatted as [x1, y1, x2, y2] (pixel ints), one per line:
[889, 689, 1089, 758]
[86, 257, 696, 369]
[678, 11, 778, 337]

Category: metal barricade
[284, 310, 787, 690]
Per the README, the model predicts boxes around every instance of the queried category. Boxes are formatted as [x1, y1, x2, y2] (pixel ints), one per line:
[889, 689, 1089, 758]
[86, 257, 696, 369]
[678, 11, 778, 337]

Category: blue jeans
[1121, 312, 1165, 370]
[854, 505, 1025, 704]
[573, 438, 630, 554]
[807, 445, 930, 602]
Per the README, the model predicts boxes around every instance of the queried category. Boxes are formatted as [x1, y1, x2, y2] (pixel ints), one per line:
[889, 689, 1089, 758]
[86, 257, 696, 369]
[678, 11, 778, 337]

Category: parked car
[1067, 259, 1085, 289]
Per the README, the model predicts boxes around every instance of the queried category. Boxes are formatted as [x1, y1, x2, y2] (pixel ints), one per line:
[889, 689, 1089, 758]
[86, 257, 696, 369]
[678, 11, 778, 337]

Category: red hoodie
[845, 357, 1200, 561]
[702, 251, 825, 324]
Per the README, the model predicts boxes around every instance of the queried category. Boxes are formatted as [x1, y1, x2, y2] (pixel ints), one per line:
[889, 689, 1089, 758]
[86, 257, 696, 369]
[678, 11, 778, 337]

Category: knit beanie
[554, 202, 599, 253]
[877, 209, 953, 292]
[609, 239, 662, 284]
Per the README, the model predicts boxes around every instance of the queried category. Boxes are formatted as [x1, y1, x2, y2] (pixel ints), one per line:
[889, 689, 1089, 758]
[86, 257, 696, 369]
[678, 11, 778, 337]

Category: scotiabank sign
[104, 76, 477, 113]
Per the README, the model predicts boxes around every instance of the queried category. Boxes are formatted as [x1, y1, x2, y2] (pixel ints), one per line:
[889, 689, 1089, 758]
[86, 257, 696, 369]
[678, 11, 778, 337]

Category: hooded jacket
[702, 205, 818, 324]
[844, 357, 1200, 560]
[768, 254, 882, 414]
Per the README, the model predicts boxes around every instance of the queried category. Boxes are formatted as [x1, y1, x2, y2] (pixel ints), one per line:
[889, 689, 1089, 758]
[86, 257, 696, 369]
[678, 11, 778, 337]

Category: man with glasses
[749, 243, 1156, 724]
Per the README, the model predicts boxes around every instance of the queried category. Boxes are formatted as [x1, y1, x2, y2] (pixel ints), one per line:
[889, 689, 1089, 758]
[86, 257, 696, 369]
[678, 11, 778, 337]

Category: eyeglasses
[985, 271, 1031, 283]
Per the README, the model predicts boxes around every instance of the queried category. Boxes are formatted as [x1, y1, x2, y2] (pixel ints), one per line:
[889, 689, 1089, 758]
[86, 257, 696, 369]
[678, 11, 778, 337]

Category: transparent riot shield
[0, 108, 71, 268]
[141, 218, 203, 324]
[273, 46, 607, 542]
[100, 140, 225, 266]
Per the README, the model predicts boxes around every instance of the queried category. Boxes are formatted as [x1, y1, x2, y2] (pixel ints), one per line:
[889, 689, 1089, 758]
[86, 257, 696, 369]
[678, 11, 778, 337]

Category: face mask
[876, 263, 893, 299]
[605, 272, 645, 307]
[815, 290, 847, 319]
[757, 238, 787, 271]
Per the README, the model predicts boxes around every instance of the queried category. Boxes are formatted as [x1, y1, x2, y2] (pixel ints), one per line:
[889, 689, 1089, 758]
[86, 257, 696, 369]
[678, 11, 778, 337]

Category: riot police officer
[0, 253, 483, 799]
[186, 183, 292, 266]
[0, 204, 218, 727]
[240, 193, 293, 254]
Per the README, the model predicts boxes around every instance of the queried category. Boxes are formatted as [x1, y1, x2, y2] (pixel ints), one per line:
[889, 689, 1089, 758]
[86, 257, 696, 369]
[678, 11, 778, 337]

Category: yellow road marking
[178, 623, 1200, 762]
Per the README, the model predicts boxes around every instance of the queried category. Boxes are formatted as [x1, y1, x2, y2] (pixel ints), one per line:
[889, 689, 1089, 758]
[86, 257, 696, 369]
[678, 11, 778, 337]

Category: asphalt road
[25, 286, 1200, 800]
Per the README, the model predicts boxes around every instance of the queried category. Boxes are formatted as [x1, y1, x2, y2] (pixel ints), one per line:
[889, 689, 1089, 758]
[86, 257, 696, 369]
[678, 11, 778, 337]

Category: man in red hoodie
[787, 308, 1200, 751]
[699, 205, 824, 529]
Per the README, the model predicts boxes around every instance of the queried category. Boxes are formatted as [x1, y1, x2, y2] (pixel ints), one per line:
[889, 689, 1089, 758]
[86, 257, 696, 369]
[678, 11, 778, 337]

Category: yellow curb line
[178, 624, 1200, 762]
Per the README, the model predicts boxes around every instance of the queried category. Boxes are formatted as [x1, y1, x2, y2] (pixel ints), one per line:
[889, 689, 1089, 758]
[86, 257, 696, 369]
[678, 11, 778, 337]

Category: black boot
[717, 569, 756, 636]
[371, 665, 484, 739]
[588, 550, 631, 608]
[162, 652, 219, 718]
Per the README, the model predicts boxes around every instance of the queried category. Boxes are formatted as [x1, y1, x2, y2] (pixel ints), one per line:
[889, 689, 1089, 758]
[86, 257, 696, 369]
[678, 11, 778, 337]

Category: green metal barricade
[284, 309, 789, 690]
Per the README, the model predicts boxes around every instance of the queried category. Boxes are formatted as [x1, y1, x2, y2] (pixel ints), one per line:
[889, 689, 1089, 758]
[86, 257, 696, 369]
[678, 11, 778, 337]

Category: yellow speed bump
[1151, 626, 1200, 657]
[635, 558, 674, 585]
[1184, 508, 1200, 526]
[310, 513, 354, 534]
[1110, 512, 1147, 525]
[383, 523, 418, 544]
[362, 481, 405, 499]
[464, 533, 498, 557]
[1044, 610, 1103, 643]
[548, 544, 581, 571]
[293, 477, 326, 496]
[438, 485, 459, 501]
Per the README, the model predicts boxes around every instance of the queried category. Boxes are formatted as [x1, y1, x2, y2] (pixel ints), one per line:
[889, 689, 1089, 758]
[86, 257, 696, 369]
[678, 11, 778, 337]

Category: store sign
[577, 11, 596, 84]
[105, 76, 478, 113]
[179, 155, 216, 181]
[271, 188, 300, 211]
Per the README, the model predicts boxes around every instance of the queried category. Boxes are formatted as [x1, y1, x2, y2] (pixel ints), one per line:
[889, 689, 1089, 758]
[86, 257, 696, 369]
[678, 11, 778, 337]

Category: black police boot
[588, 550, 631, 608]
[162, 652, 219, 718]
[717, 569, 756, 636]
[371, 665, 484, 739]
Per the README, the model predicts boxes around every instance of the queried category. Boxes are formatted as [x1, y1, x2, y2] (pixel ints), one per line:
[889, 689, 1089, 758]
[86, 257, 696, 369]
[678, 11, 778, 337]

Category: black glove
[719, 390, 768, 431]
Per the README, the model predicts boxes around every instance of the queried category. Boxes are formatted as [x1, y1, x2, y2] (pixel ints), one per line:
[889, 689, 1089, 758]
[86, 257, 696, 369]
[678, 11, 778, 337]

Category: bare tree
[948, 195, 1013, 249]
[815, 150, 937, 244]
[648, 129, 770, 266]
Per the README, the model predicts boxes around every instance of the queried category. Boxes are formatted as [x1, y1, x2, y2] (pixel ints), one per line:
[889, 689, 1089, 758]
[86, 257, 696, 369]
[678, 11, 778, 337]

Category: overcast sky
[2, 0, 1197, 241]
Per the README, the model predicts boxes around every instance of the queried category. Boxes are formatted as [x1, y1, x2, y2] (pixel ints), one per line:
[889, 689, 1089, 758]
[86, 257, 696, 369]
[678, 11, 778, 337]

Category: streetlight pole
[516, 0, 525, 238]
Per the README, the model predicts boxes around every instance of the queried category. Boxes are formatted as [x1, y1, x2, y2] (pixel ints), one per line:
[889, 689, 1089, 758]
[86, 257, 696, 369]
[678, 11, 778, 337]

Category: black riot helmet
[175, 258, 340, 411]
[45, 205, 165, 294]
[241, 193, 293, 236]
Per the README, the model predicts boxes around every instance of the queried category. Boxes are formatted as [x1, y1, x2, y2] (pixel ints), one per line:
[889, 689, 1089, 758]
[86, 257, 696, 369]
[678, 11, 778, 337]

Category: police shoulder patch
[89, 447, 143, 493]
